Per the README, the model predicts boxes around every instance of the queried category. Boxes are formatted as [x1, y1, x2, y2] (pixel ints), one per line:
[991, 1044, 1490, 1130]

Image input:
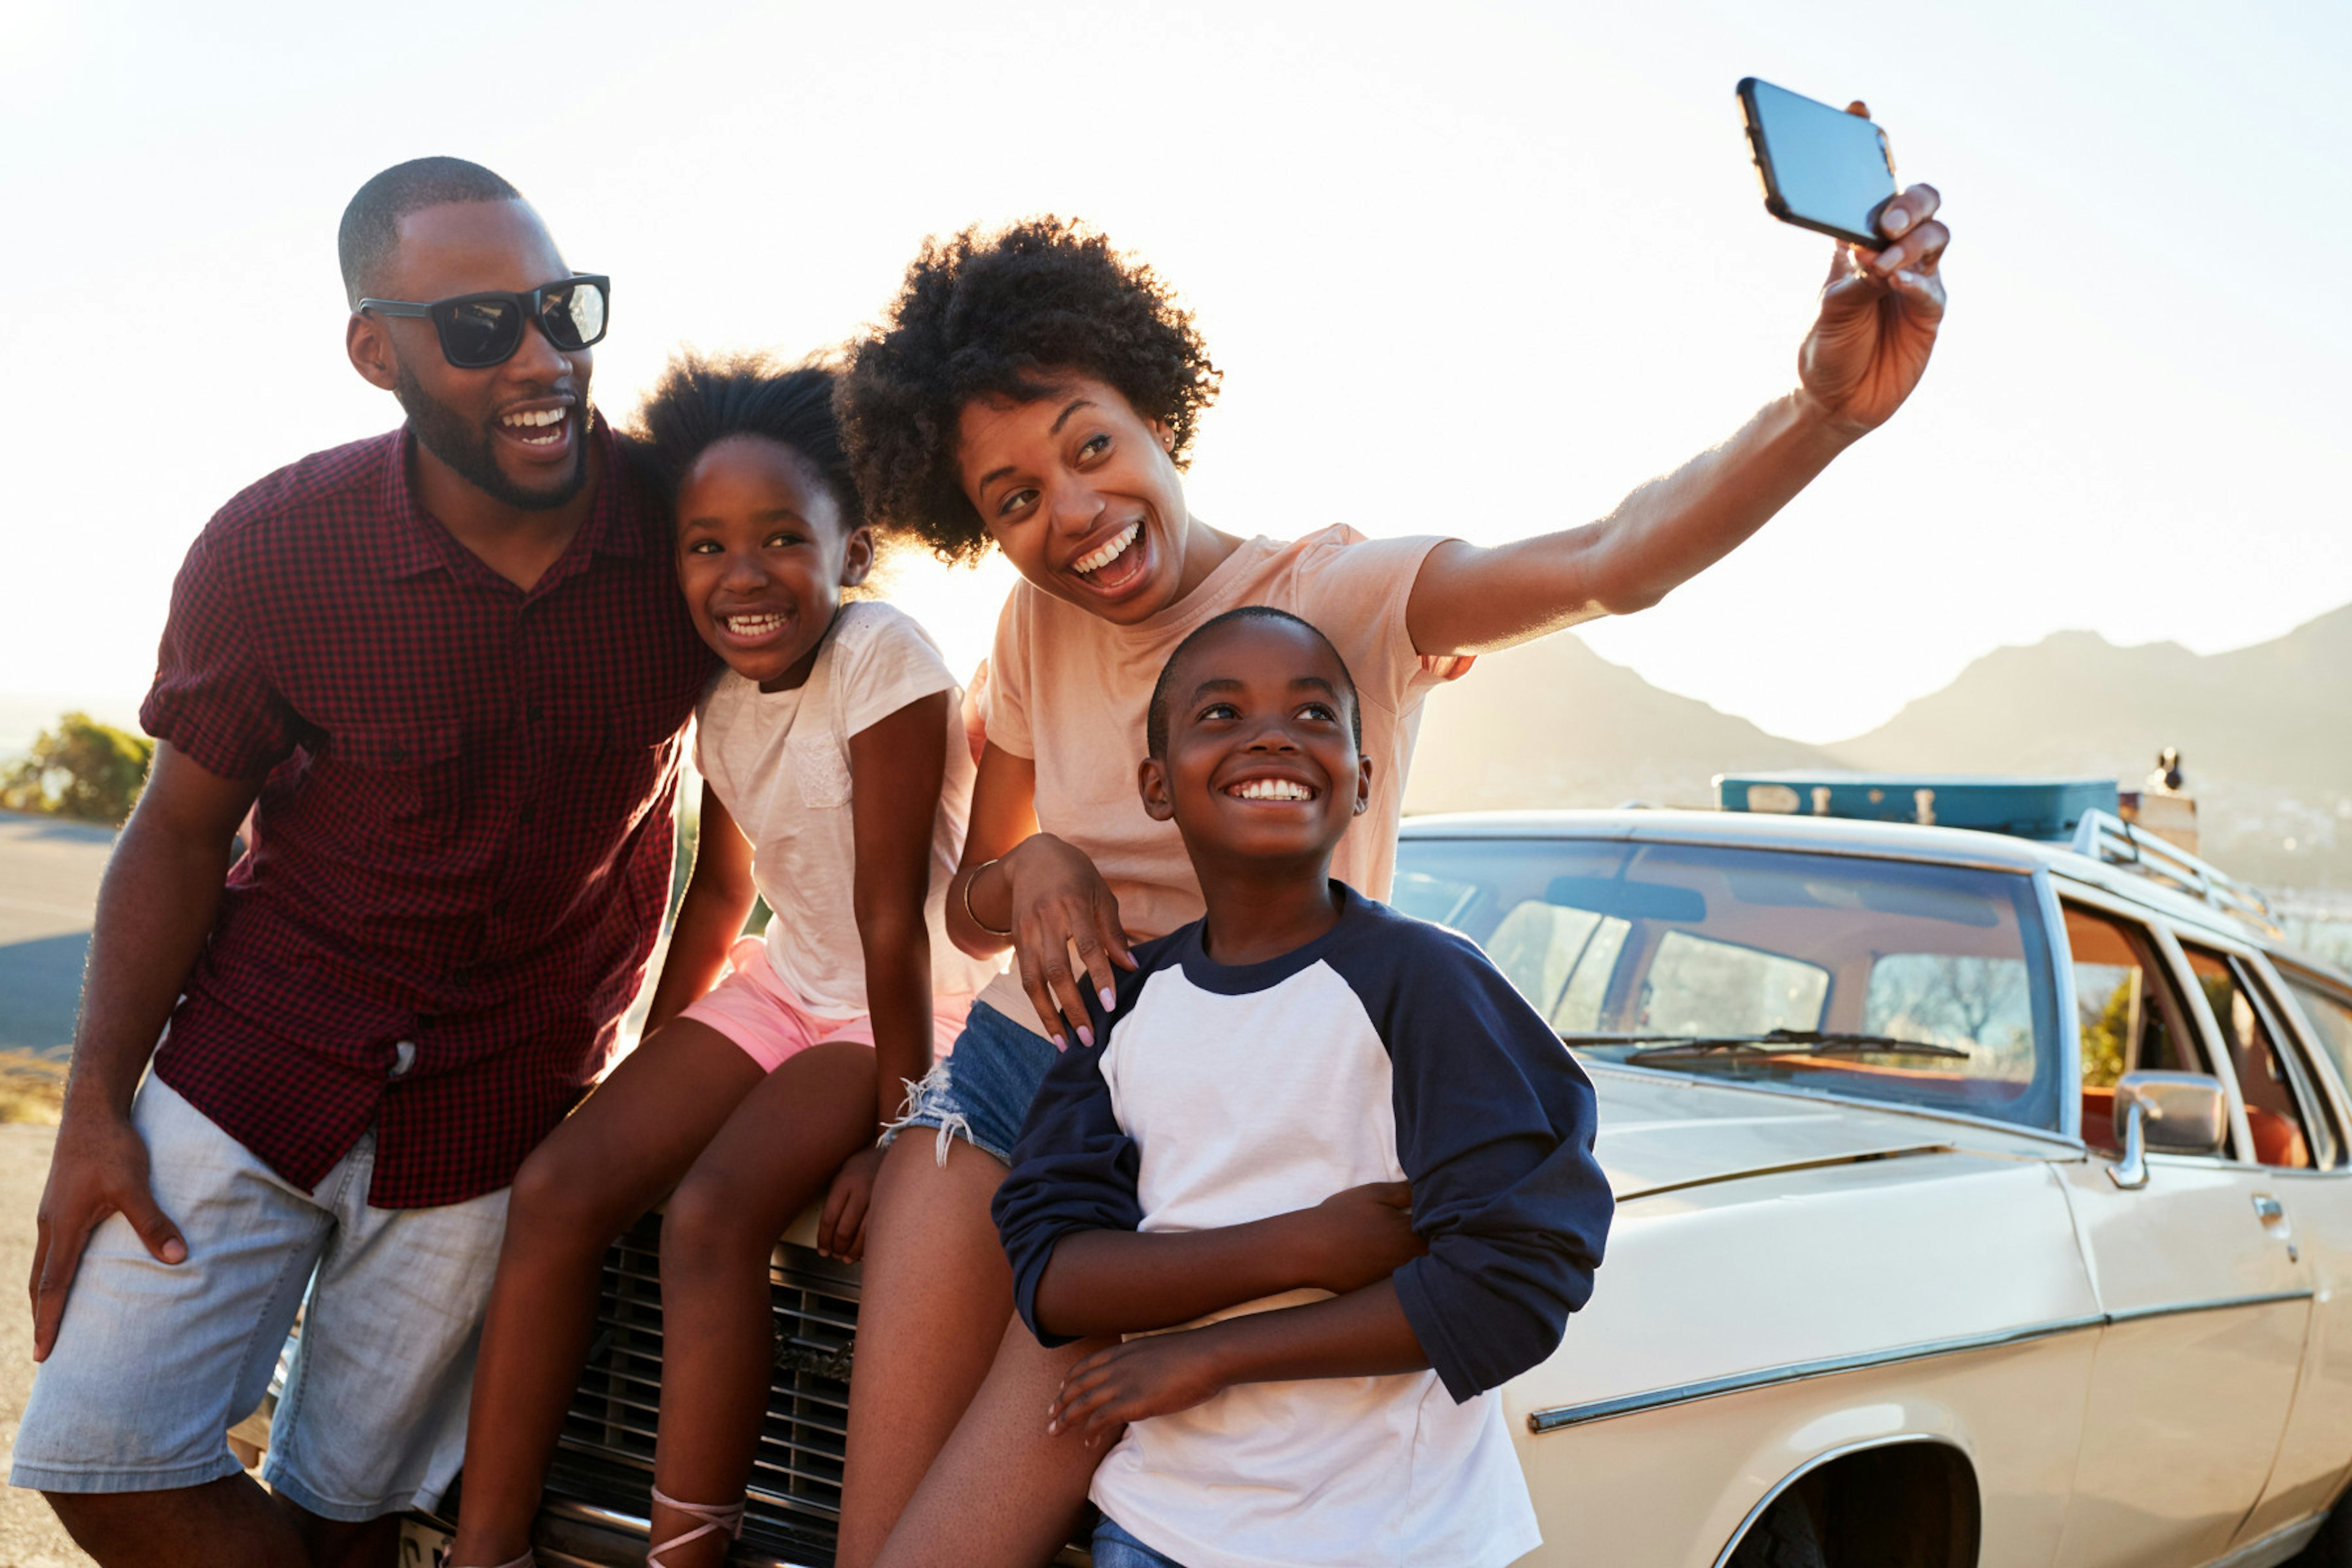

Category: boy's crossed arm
[1033, 1182, 1431, 1442]
[993, 924, 1614, 1441]
[992, 1061, 1433, 1444]
[1048, 1276, 1431, 1442]
[1032, 1179, 1423, 1339]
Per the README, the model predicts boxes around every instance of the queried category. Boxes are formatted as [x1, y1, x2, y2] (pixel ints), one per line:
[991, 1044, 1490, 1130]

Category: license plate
[397, 1517, 452, 1567]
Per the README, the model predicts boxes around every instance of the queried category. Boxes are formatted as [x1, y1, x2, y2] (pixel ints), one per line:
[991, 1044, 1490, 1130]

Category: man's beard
[394, 360, 590, 513]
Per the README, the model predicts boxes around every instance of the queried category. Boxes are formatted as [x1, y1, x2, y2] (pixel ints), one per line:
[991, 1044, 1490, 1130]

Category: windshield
[1393, 835, 2064, 1131]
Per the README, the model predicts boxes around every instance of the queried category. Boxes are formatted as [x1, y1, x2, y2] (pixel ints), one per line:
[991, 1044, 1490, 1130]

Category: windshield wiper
[1572, 1028, 1970, 1065]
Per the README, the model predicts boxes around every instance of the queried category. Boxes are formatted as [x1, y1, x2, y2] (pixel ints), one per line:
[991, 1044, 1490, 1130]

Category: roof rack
[2070, 809, 2278, 934]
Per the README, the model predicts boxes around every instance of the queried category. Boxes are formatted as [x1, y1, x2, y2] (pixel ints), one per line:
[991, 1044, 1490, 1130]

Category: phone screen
[1740, 78, 1896, 247]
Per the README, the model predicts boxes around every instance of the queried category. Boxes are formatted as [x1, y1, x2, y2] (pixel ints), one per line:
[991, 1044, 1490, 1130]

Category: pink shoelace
[647, 1487, 747, 1567]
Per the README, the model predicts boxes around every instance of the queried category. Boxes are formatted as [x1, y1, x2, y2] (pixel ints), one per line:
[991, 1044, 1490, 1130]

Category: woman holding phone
[834, 153, 1948, 1566]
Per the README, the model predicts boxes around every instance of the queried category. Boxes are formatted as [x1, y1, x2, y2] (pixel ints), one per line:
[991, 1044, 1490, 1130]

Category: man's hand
[1796, 103, 1950, 435]
[1001, 834, 1137, 1048]
[1300, 1181, 1425, 1294]
[27, 742, 252, 1360]
[817, 1145, 886, 1262]
[1049, 1330, 1228, 1444]
[30, 1109, 186, 1360]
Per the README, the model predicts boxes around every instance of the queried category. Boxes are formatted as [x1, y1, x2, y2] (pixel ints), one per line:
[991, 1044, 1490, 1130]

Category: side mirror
[2108, 1070, 2230, 1188]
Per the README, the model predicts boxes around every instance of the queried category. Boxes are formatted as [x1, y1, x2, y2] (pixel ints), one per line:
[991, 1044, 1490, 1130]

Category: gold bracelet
[963, 858, 1014, 938]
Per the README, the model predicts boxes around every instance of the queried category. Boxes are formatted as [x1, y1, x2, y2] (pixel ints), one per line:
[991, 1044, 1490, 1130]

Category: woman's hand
[1001, 834, 1137, 1048]
[817, 1145, 886, 1262]
[1300, 1181, 1426, 1294]
[1049, 1330, 1228, 1444]
[1796, 103, 1950, 435]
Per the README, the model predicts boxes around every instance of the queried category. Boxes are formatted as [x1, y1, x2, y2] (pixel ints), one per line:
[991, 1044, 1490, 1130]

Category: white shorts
[10, 1077, 509, 1520]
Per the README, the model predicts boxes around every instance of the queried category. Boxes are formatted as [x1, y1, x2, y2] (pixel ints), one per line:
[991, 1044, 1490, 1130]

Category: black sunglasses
[360, 274, 610, 369]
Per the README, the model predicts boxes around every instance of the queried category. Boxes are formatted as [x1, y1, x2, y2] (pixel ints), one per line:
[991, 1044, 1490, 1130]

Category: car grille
[548, 1212, 859, 1562]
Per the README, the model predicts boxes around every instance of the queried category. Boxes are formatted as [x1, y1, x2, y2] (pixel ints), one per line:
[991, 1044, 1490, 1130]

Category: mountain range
[1404, 602, 2352, 892]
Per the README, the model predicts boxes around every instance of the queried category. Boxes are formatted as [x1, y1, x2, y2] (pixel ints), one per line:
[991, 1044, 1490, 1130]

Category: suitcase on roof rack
[1714, 772, 2119, 842]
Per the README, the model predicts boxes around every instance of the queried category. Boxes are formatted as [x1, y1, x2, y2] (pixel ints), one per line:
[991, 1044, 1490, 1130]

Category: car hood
[1589, 1063, 2061, 1200]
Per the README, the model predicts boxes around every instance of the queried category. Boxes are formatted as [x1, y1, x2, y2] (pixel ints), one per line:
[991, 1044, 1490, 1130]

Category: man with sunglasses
[13, 157, 710, 1568]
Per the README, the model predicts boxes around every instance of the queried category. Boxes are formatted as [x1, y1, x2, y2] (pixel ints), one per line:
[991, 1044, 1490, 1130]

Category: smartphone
[1736, 78, 1897, 248]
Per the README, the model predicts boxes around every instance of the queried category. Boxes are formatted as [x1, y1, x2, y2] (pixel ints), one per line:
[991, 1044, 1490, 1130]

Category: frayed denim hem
[880, 1059, 1006, 1165]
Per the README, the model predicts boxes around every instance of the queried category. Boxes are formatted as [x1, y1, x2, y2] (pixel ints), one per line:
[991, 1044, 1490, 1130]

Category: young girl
[446, 355, 998, 1568]
[832, 195, 1948, 1567]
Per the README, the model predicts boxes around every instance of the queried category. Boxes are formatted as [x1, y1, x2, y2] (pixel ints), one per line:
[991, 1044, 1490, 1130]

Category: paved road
[0, 1124, 96, 1566]
[0, 816, 106, 1560]
[0, 813, 113, 1056]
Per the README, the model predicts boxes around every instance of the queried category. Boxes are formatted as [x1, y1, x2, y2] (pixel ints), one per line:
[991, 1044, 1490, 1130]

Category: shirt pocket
[608, 698, 690, 753]
[543, 698, 687, 846]
[326, 722, 463, 831]
[786, 731, 852, 810]
[548, 698, 688, 755]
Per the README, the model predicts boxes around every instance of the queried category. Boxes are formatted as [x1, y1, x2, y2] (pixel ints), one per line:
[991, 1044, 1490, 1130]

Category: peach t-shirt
[977, 524, 1468, 1036]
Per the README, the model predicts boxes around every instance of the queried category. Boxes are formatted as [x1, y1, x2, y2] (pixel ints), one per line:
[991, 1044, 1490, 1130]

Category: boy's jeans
[1093, 1515, 1192, 1568]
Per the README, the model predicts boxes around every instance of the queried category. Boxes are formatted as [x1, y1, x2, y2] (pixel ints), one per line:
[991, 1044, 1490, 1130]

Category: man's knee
[42, 1487, 120, 1549]
[276, 1492, 401, 1568]
[44, 1475, 309, 1568]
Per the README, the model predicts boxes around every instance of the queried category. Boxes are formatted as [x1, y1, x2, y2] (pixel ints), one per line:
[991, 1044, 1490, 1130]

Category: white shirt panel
[1103, 962, 1403, 1236]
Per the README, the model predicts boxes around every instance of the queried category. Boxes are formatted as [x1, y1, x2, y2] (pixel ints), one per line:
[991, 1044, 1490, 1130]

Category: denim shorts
[1093, 1515, 1190, 1567]
[11, 1077, 509, 1519]
[888, 1000, 1061, 1164]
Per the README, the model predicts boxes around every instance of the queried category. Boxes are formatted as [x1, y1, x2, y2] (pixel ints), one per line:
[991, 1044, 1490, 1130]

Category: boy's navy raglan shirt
[992, 884, 1612, 1568]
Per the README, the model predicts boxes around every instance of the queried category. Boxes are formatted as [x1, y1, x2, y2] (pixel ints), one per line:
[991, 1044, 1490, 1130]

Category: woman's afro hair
[837, 217, 1222, 564]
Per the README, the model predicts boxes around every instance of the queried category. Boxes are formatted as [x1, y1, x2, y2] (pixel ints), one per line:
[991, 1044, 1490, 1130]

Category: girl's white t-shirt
[696, 600, 1001, 1019]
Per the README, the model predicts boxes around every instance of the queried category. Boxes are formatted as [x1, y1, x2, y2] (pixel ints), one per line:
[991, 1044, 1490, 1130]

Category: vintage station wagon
[388, 782, 2352, 1568]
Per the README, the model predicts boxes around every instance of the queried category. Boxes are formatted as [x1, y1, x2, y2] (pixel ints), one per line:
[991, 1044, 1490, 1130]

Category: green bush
[2, 712, 155, 825]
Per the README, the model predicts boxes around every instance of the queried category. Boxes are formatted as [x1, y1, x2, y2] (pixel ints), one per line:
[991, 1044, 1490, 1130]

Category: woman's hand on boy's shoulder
[1003, 833, 1137, 1048]
[1049, 1332, 1231, 1444]
[1296, 1180, 1426, 1295]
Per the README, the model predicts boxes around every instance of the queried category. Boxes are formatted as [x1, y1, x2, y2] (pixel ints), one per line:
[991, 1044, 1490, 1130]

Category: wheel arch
[1712, 1433, 1983, 1568]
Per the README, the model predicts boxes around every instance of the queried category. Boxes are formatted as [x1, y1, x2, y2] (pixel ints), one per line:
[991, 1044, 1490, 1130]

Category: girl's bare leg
[872, 1317, 1110, 1568]
[447, 1022, 763, 1568]
[649, 1039, 881, 1567]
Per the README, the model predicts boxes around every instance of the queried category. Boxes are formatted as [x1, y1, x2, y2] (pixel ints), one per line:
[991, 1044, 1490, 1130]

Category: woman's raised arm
[1406, 175, 1948, 658]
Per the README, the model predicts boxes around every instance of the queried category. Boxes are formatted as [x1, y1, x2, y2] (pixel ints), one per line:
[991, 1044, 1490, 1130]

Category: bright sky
[4, 1, 2347, 747]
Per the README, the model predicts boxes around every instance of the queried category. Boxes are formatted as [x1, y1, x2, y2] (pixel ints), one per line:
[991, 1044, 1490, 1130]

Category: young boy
[992, 607, 1613, 1568]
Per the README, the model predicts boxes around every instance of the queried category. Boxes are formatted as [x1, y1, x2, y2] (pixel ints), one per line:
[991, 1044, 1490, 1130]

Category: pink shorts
[680, 937, 971, 1075]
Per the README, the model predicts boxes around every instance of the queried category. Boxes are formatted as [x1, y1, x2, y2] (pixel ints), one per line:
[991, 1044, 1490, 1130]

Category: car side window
[2065, 905, 2203, 1153]
[2184, 946, 2335, 1170]
[2282, 974, 2352, 1101]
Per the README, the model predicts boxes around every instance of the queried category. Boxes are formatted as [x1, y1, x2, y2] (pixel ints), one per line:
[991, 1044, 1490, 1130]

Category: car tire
[1728, 1494, 1829, 1568]
[2295, 1491, 2352, 1567]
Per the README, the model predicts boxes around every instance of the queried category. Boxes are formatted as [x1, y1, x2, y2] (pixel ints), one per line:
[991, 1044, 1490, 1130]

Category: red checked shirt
[143, 419, 712, 1207]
